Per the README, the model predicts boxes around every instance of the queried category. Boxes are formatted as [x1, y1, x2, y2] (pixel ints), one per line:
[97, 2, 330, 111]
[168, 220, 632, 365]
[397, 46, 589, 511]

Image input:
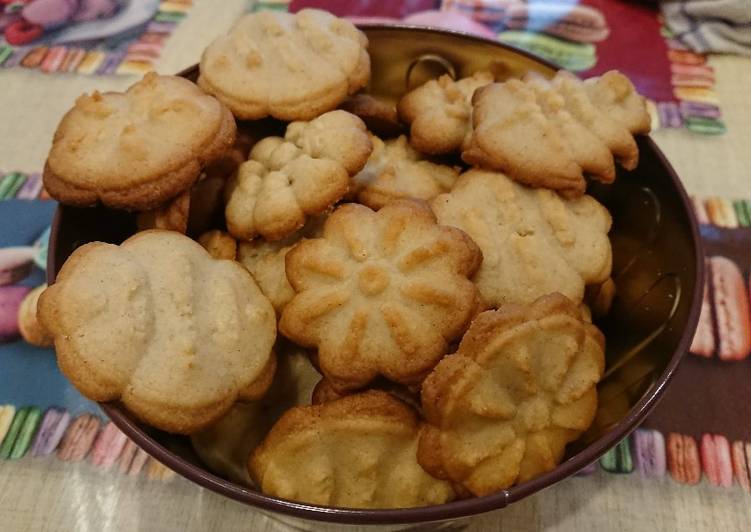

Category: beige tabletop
[1, 1, 750, 530]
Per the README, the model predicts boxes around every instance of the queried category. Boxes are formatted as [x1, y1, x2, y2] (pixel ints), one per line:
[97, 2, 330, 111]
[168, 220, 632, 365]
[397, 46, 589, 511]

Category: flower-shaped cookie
[250, 390, 455, 508]
[44, 73, 236, 211]
[199, 9, 370, 120]
[398, 71, 494, 154]
[279, 200, 482, 392]
[419, 294, 605, 496]
[352, 135, 460, 210]
[463, 70, 649, 196]
[225, 110, 371, 241]
[38, 230, 276, 434]
[432, 169, 612, 308]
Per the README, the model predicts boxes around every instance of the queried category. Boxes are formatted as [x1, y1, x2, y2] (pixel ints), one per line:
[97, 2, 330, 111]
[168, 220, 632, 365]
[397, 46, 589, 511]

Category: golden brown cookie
[198, 230, 238, 261]
[18, 284, 53, 347]
[431, 169, 611, 308]
[44, 73, 236, 211]
[136, 190, 190, 234]
[585, 277, 616, 317]
[236, 216, 326, 315]
[250, 390, 455, 508]
[419, 294, 605, 496]
[463, 70, 649, 196]
[198, 9, 370, 121]
[352, 135, 460, 210]
[279, 199, 482, 392]
[225, 110, 371, 241]
[398, 71, 494, 154]
[464, 80, 586, 196]
[340, 93, 402, 138]
[38, 230, 276, 434]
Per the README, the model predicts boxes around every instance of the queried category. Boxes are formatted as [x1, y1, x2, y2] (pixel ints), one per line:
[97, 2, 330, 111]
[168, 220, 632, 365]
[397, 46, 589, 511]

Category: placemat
[1, 2, 750, 530]
[0, 0, 191, 76]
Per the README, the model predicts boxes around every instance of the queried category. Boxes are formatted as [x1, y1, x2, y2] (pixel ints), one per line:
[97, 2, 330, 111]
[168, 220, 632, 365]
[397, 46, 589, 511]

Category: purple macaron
[30, 408, 71, 457]
[632, 429, 667, 478]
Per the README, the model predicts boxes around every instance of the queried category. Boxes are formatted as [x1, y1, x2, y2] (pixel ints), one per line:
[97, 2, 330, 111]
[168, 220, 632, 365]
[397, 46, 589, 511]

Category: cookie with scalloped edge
[431, 169, 611, 308]
[279, 199, 482, 392]
[199, 9, 370, 120]
[44, 73, 236, 211]
[463, 70, 649, 196]
[250, 390, 456, 508]
[419, 293, 605, 496]
[398, 71, 494, 155]
[352, 135, 460, 210]
[38, 230, 276, 434]
[225, 110, 371, 242]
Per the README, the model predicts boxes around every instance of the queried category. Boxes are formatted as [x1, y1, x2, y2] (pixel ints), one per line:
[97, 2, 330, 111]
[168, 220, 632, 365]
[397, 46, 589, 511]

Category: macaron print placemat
[0, 197, 176, 480]
[0, 0, 192, 76]
[286, 0, 724, 136]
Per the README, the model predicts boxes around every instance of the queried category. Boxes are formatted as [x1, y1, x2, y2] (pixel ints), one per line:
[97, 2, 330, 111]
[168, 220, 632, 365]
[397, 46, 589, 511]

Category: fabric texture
[662, 0, 751, 56]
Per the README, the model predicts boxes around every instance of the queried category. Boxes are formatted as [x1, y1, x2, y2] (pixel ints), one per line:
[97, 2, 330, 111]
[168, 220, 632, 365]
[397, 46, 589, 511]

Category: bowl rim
[46, 24, 706, 526]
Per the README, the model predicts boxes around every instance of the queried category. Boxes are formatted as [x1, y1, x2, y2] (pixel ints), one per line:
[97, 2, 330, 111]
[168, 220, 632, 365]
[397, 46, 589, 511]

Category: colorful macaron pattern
[662, 29, 725, 134]
[0, 1, 191, 76]
[0, 173, 46, 200]
[0, 405, 175, 481]
[690, 254, 751, 362]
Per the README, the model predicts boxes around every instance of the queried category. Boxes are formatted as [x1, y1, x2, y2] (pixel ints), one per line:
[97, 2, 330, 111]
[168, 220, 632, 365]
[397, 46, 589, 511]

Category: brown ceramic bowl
[47, 26, 703, 528]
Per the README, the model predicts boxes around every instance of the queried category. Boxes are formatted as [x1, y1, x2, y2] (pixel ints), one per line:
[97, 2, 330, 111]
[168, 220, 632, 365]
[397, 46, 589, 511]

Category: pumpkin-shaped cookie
[38, 231, 276, 434]
[44, 73, 236, 210]
[199, 9, 370, 120]
[250, 390, 455, 508]
[280, 200, 482, 392]
[432, 169, 612, 308]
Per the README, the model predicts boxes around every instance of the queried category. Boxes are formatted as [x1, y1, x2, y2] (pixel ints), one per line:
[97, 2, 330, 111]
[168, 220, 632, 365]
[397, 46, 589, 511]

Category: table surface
[1, 1, 750, 530]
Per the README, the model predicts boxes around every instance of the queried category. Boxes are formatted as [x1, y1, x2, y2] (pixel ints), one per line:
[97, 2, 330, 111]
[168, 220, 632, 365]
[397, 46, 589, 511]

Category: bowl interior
[46, 26, 703, 526]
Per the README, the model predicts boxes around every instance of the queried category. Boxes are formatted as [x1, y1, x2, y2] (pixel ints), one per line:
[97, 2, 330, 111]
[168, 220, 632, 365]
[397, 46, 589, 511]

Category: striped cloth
[661, 0, 751, 56]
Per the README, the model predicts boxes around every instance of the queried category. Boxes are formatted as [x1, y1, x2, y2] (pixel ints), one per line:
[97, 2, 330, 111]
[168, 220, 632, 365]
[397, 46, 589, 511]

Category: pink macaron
[700, 433, 734, 487]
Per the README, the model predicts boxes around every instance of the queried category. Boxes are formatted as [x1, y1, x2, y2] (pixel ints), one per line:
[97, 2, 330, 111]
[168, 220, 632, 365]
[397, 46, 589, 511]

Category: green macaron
[599, 438, 634, 473]
[0, 173, 27, 200]
[0, 406, 41, 460]
[733, 200, 751, 227]
[684, 117, 726, 135]
[498, 31, 597, 72]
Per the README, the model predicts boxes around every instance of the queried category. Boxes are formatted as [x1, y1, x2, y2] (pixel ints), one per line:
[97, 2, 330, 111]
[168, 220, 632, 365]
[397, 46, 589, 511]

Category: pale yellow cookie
[225, 110, 371, 241]
[44, 73, 236, 210]
[199, 9, 370, 120]
[18, 284, 53, 347]
[463, 80, 586, 196]
[279, 200, 482, 392]
[250, 390, 456, 508]
[236, 216, 325, 314]
[463, 70, 649, 196]
[352, 135, 460, 210]
[136, 190, 190, 234]
[398, 71, 494, 154]
[198, 230, 238, 261]
[38, 230, 276, 434]
[431, 169, 611, 307]
[419, 294, 605, 496]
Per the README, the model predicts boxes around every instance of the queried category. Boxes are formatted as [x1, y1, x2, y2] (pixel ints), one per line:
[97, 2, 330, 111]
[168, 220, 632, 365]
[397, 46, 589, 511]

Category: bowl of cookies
[40, 8, 703, 528]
